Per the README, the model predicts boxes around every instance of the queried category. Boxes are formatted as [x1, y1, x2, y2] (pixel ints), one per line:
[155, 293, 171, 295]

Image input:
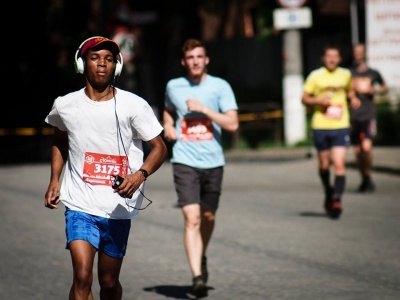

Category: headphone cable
[113, 87, 153, 210]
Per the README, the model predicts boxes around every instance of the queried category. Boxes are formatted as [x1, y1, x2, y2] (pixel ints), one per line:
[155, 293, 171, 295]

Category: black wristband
[139, 168, 149, 180]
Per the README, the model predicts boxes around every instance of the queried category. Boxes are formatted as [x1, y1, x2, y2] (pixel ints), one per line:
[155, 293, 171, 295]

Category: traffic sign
[277, 0, 307, 8]
[273, 7, 312, 30]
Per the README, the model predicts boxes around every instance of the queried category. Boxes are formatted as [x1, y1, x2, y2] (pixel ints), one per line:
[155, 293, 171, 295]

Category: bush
[375, 101, 400, 145]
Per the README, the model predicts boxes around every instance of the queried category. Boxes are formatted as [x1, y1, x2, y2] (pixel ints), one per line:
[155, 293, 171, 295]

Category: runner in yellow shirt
[302, 45, 358, 219]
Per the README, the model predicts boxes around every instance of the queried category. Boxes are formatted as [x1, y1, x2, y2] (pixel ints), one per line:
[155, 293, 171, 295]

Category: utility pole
[282, 29, 306, 146]
[350, 0, 359, 45]
[273, 1, 312, 146]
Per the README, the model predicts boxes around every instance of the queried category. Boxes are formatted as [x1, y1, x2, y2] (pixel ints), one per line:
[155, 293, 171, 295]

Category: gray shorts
[172, 163, 223, 210]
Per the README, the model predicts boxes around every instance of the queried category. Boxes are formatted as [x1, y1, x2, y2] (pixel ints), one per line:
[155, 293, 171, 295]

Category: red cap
[79, 36, 120, 58]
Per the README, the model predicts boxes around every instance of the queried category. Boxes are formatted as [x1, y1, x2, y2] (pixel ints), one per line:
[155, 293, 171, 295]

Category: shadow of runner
[299, 211, 342, 221]
[143, 285, 214, 299]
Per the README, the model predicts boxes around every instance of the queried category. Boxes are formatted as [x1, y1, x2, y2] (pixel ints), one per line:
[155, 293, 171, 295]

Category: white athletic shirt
[45, 87, 163, 219]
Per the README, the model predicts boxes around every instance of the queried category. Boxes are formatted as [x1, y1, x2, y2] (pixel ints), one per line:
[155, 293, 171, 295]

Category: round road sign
[277, 0, 307, 8]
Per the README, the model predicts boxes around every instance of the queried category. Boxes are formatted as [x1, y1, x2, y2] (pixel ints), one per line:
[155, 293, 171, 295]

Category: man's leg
[69, 240, 97, 300]
[354, 142, 364, 178]
[360, 138, 375, 192]
[182, 203, 208, 296]
[329, 146, 348, 218]
[361, 138, 373, 176]
[200, 207, 215, 256]
[332, 145, 347, 199]
[351, 121, 368, 191]
[355, 120, 375, 192]
[182, 203, 203, 278]
[317, 150, 333, 212]
[97, 252, 123, 300]
[200, 207, 215, 283]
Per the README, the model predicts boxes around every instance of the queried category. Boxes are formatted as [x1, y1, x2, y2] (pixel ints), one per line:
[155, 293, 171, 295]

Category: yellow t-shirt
[303, 67, 352, 129]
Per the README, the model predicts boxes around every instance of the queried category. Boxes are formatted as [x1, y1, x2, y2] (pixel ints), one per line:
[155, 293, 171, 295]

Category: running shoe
[192, 275, 207, 298]
[328, 201, 342, 219]
[366, 181, 376, 192]
[358, 180, 375, 193]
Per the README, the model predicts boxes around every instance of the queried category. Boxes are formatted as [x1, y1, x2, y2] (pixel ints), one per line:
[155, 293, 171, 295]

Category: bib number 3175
[83, 152, 128, 186]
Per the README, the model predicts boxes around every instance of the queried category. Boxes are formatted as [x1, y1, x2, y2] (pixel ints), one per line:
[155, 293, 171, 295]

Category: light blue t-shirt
[165, 74, 238, 168]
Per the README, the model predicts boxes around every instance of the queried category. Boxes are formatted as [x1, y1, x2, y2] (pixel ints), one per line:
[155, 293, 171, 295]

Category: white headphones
[74, 36, 123, 76]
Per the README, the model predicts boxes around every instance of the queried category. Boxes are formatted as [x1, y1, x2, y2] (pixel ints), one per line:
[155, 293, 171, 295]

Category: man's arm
[140, 135, 168, 177]
[186, 99, 239, 132]
[374, 80, 388, 95]
[302, 91, 330, 107]
[163, 108, 178, 141]
[115, 134, 168, 198]
[348, 88, 361, 110]
[45, 128, 68, 209]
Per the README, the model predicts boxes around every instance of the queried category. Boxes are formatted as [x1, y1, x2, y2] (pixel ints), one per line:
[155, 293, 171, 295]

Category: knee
[183, 210, 201, 228]
[99, 278, 122, 298]
[333, 163, 346, 174]
[74, 269, 93, 288]
[362, 140, 373, 152]
[362, 146, 372, 154]
[318, 155, 330, 169]
[99, 276, 119, 290]
[202, 210, 215, 223]
[319, 160, 330, 170]
[185, 216, 201, 229]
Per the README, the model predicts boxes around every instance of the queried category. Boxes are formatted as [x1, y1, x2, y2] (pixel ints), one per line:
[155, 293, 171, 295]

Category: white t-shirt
[45, 87, 163, 219]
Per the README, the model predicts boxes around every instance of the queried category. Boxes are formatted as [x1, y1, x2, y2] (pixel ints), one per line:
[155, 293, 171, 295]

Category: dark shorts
[172, 163, 223, 211]
[350, 120, 376, 144]
[312, 128, 350, 151]
[65, 208, 131, 258]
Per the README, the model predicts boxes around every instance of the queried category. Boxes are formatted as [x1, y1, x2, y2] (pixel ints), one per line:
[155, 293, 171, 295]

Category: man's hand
[186, 98, 208, 114]
[45, 182, 61, 209]
[163, 123, 177, 142]
[350, 97, 361, 110]
[113, 172, 145, 199]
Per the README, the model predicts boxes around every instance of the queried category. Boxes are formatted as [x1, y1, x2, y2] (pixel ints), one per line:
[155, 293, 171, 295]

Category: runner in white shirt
[44, 36, 167, 299]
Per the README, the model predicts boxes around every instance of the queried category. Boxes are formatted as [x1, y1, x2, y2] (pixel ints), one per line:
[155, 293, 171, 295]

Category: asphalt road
[1, 156, 399, 300]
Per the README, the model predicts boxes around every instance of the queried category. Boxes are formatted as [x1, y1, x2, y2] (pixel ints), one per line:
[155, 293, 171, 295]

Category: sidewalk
[0, 135, 398, 175]
[225, 146, 400, 175]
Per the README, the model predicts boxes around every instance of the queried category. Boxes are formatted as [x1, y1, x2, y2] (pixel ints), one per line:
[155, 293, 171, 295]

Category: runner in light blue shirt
[163, 38, 239, 298]
[165, 74, 237, 168]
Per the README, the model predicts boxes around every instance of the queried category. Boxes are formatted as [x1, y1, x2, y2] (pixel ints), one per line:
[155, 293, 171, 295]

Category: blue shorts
[172, 163, 223, 211]
[350, 120, 376, 144]
[65, 208, 131, 258]
[312, 128, 350, 151]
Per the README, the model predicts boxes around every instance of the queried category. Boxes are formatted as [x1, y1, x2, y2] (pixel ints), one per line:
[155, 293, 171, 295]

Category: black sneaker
[201, 256, 208, 283]
[357, 180, 367, 192]
[363, 181, 375, 193]
[328, 200, 342, 219]
[192, 275, 207, 298]
[358, 178, 376, 193]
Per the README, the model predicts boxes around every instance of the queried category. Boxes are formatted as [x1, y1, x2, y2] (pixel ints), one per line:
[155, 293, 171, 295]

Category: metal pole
[350, 0, 359, 45]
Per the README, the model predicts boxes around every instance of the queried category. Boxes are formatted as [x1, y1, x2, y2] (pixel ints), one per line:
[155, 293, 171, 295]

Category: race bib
[82, 152, 129, 186]
[324, 105, 343, 119]
[180, 118, 213, 141]
[353, 77, 371, 94]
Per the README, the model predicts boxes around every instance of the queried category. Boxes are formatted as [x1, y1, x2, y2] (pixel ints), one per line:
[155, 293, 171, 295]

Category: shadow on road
[143, 285, 215, 299]
[299, 212, 332, 218]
